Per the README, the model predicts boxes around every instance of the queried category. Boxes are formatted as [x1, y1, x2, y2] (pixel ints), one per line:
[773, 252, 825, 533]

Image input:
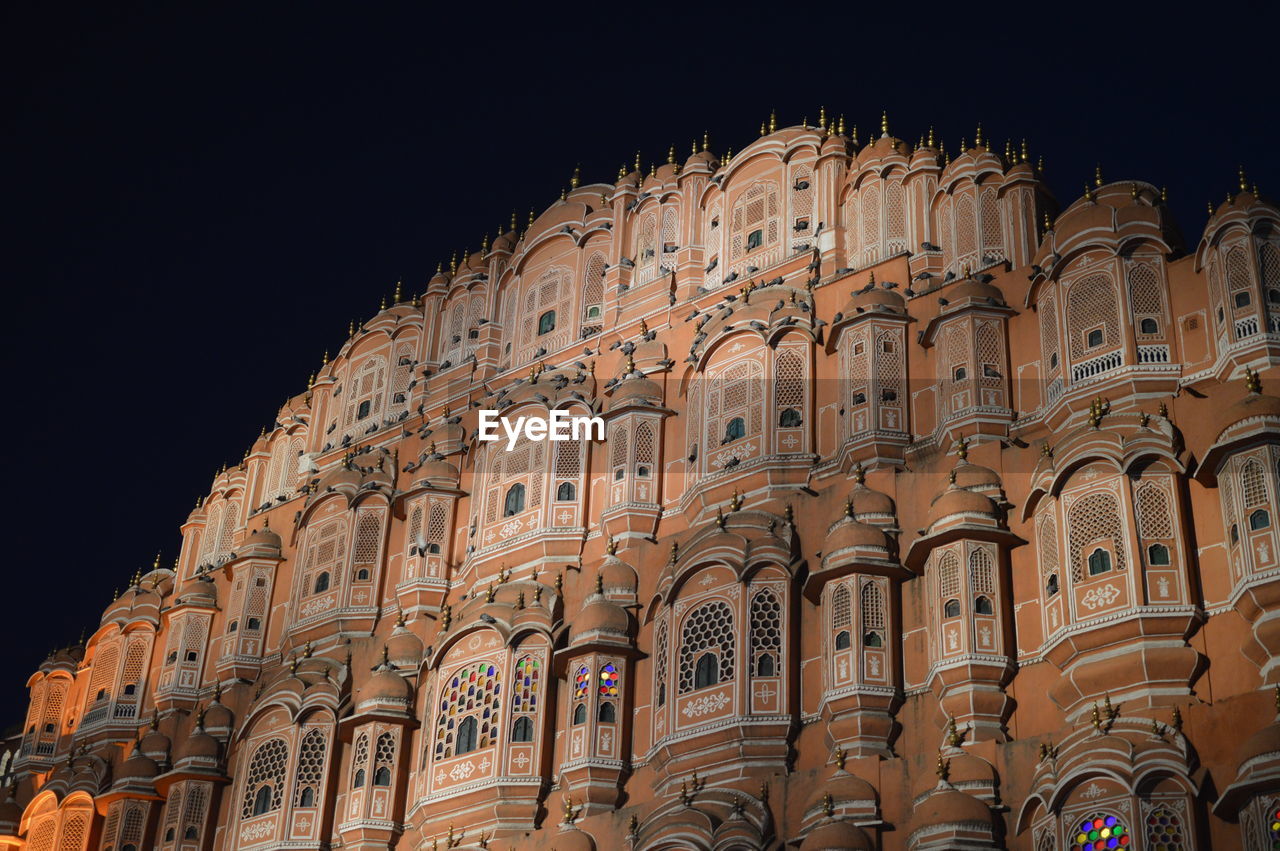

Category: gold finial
[936, 752, 950, 781]
[703, 130, 709, 152]
[570, 164, 581, 190]
[1245, 365, 1263, 393]
[1088, 396, 1111, 428]
[562, 794, 578, 824]
[485, 584, 496, 603]
[959, 136, 967, 153]
[1004, 139, 1012, 162]
[380, 644, 389, 667]
[617, 163, 625, 181]
[927, 125, 935, 148]
[946, 716, 962, 747]
[628, 814, 640, 836]
[851, 123, 859, 147]
[304, 639, 314, 658]
[821, 792, 834, 817]
[515, 591, 525, 610]
[1043, 211, 1052, 231]
[634, 150, 642, 173]
[1130, 182, 1139, 199]
[307, 371, 315, 389]
[639, 318, 648, 335]
[440, 603, 452, 632]
[715, 508, 727, 530]
[667, 145, 675, 165]
[1085, 183, 1095, 202]
[730, 488, 744, 511]
[394, 279, 403, 303]
[348, 319, 356, 336]
[625, 355, 635, 374]
[1208, 200, 1215, 215]
[1095, 163, 1103, 187]
[1274, 683, 1279, 713]
[379, 294, 387, 311]
[1091, 702, 1103, 731]
[956, 436, 969, 461]
[838, 114, 846, 137]
[1171, 705, 1183, 732]
[852, 462, 866, 485]
[691, 139, 698, 157]
[289, 655, 299, 675]
[1239, 164, 1249, 193]
[449, 251, 458, 276]
[834, 744, 846, 771]
[819, 104, 827, 129]
[595, 571, 604, 594]
[1020, 138, 1029, 162]
[670, 541, 679, 564]
[555, 571, 563, 594]
[844, 498, 854, 518]
[974, 123, 983, 148]
[606, 536, 618, 556]
[724, 146, 733, 166]
[533, 583, 543, 604]
[559, 186, 566, 202]
[769, 109, 777, 133]
[785, 503, 795, 525]
[880, 109, 888, 138]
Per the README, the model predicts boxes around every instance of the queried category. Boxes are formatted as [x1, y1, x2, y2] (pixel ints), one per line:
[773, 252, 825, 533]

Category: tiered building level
[7, 117, 1280, 850]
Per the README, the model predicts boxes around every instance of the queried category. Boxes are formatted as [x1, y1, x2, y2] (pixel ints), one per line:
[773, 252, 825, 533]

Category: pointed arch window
[503, 483, 526, 516]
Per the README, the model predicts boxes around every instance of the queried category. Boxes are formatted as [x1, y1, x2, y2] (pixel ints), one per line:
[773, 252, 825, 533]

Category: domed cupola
[386, 612, 424, 669]
[355, 648, 413, 716]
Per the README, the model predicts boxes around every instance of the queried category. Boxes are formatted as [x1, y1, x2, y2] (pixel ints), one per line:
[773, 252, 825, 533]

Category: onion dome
[117, 748, 159, 780]
[387, 615, 424, 668]
[951, 460, 1002, 493]
[684, 149, 718, 172]
[800, 820, 875, 851]
[174, 574, 218, 608]
[426, 263, 451, 293]
[416, 454, 461, 488]
[804, 772, 877, 816]
[848, 471, 895, 523]
[571, 597, 631, 646]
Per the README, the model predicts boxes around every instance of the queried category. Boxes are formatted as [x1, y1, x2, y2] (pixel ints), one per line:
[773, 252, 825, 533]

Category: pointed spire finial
[838, 114, 846, 136]
[880, 109, 888, 138]
[570, 164, 581, 190]
[1095, 163, 1104, 187]
[974, 123, 983, 147]
[769, 108, 777, 133]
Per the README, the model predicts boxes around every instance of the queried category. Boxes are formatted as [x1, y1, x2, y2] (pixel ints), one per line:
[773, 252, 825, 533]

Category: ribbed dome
[176, 728, 219, 762]
[387, 622, 424, 667]
[417, 456, 460, 485]
[175, 575, 217, 607]
[805, 771, 877, 813]
[204, 701, 234, 732]
[849, 483, 895, 519]
[946, 278, 1006, 304]
[600, 558, 638, 594]
[139, 727, 171, 759]
[548, 827, 596, 851]
[952, 461, 1002, 491]
[850, 285, 906, 313]
[800, 820, 874, 850]
[244, 525, 282, 549]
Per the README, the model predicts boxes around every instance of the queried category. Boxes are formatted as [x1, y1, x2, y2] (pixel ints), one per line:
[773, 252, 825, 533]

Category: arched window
[835, 630, 851, 650]
[252, 785, 272, 817]
[433, 661, 500, 760]
[750, 589, 781, 680]
[1073, 813, 1130, 849]
[292, 728, 326, 809]
[455, 716, 478, 755]
[1046, 574, 1059, 596]
[694, 652, 718, 689]
[1086, 328, 1104, 348]
[779, 408, 802, 427]
[538, 310, 556, 335]
[353, 769, 365, 788]
[1252, 509, 1272, 530]
[573, 703, 587, 725]
[504, 483, 526, 516]
[723, 417, 745, 443]
[556, 482, 576, 501]
[1147, 543, 1171, 566]
[511, 716, 533, 742]
[679, 600, 735, 694]
[373, 766, 391, 786]
[1236, 290, 1253, 308]
[1088, 548, 1112, 576]
[298, 788, 314, 807]
[974, 595, 994, 615]
[314, 572, 330, 594]
[944, 599, 961, 617]
[1139, 317, 1159, 334]
[953, 366, 968, 381]
[598, 701, 616, 722]
[863, 631, 883, 647]
[241, 738, 288, 819]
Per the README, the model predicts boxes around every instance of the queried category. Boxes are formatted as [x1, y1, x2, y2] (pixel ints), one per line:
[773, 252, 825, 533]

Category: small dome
[850, 285, 906, 314]
[117, 750, 159, 780]
[176, 728, 219, 762]
[1238, 718, 1280, 764]
[849, 483, 895, 519]
[946, 278, 1006, 304]
[417, 457, 460, 486]
[1213, 384, 1280, 441]
[365, 667, 411, 703]
[828, 516, 889, 552]
[549, 827, 596, 851]
[927, 487, 998, 528]
[952, 461, 1002, 492]
[916, 788, 991, 827]
[800, 820, 875, 850]
[805, 771, 877, 813]
[204, 701, 234, 732]
[600, 558, 638, 595]
[946, 752, 997, 786]
[245, 525, 282, 549]
[573, 598, 630, 641]
[610, 374, 664, 408]
[139, 727, 171, 759]
[387, 622, 425, 668]
[175, 575, 217, 607]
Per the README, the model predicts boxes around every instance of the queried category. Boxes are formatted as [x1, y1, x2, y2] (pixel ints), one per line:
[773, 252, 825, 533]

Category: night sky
[3, 3, 1276, 715]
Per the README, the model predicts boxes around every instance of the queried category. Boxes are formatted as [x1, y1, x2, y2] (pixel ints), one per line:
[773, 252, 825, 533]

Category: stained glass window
[599, 664, 619, 698]
[1144, 806, 1185, 850]
[1071, 813, 1130, 850]
[434, 662, 501, 760]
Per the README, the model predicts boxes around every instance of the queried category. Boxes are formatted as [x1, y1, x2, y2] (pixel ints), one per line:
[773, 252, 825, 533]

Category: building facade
[6, 118, 1280, 850]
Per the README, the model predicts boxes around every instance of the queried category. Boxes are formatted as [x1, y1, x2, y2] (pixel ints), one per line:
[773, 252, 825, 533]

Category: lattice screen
[860, 581, 885, 630]
[1135, 483, 1174, 539]
[678, 600, 735, 694]
[831, 584, 851, 630]
[1067, 273, 1120, 359]
[749, 589, 782, 670]
[292, 729, 327, 805]
[969, 548, 995, 595]
[240, 737, 288, 818]
[1067, 490, 1128, 581]
[938, 552, 960, 599]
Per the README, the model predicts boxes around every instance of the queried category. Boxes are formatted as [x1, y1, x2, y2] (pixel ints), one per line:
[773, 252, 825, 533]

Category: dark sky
[3, 3, 1276, 713]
